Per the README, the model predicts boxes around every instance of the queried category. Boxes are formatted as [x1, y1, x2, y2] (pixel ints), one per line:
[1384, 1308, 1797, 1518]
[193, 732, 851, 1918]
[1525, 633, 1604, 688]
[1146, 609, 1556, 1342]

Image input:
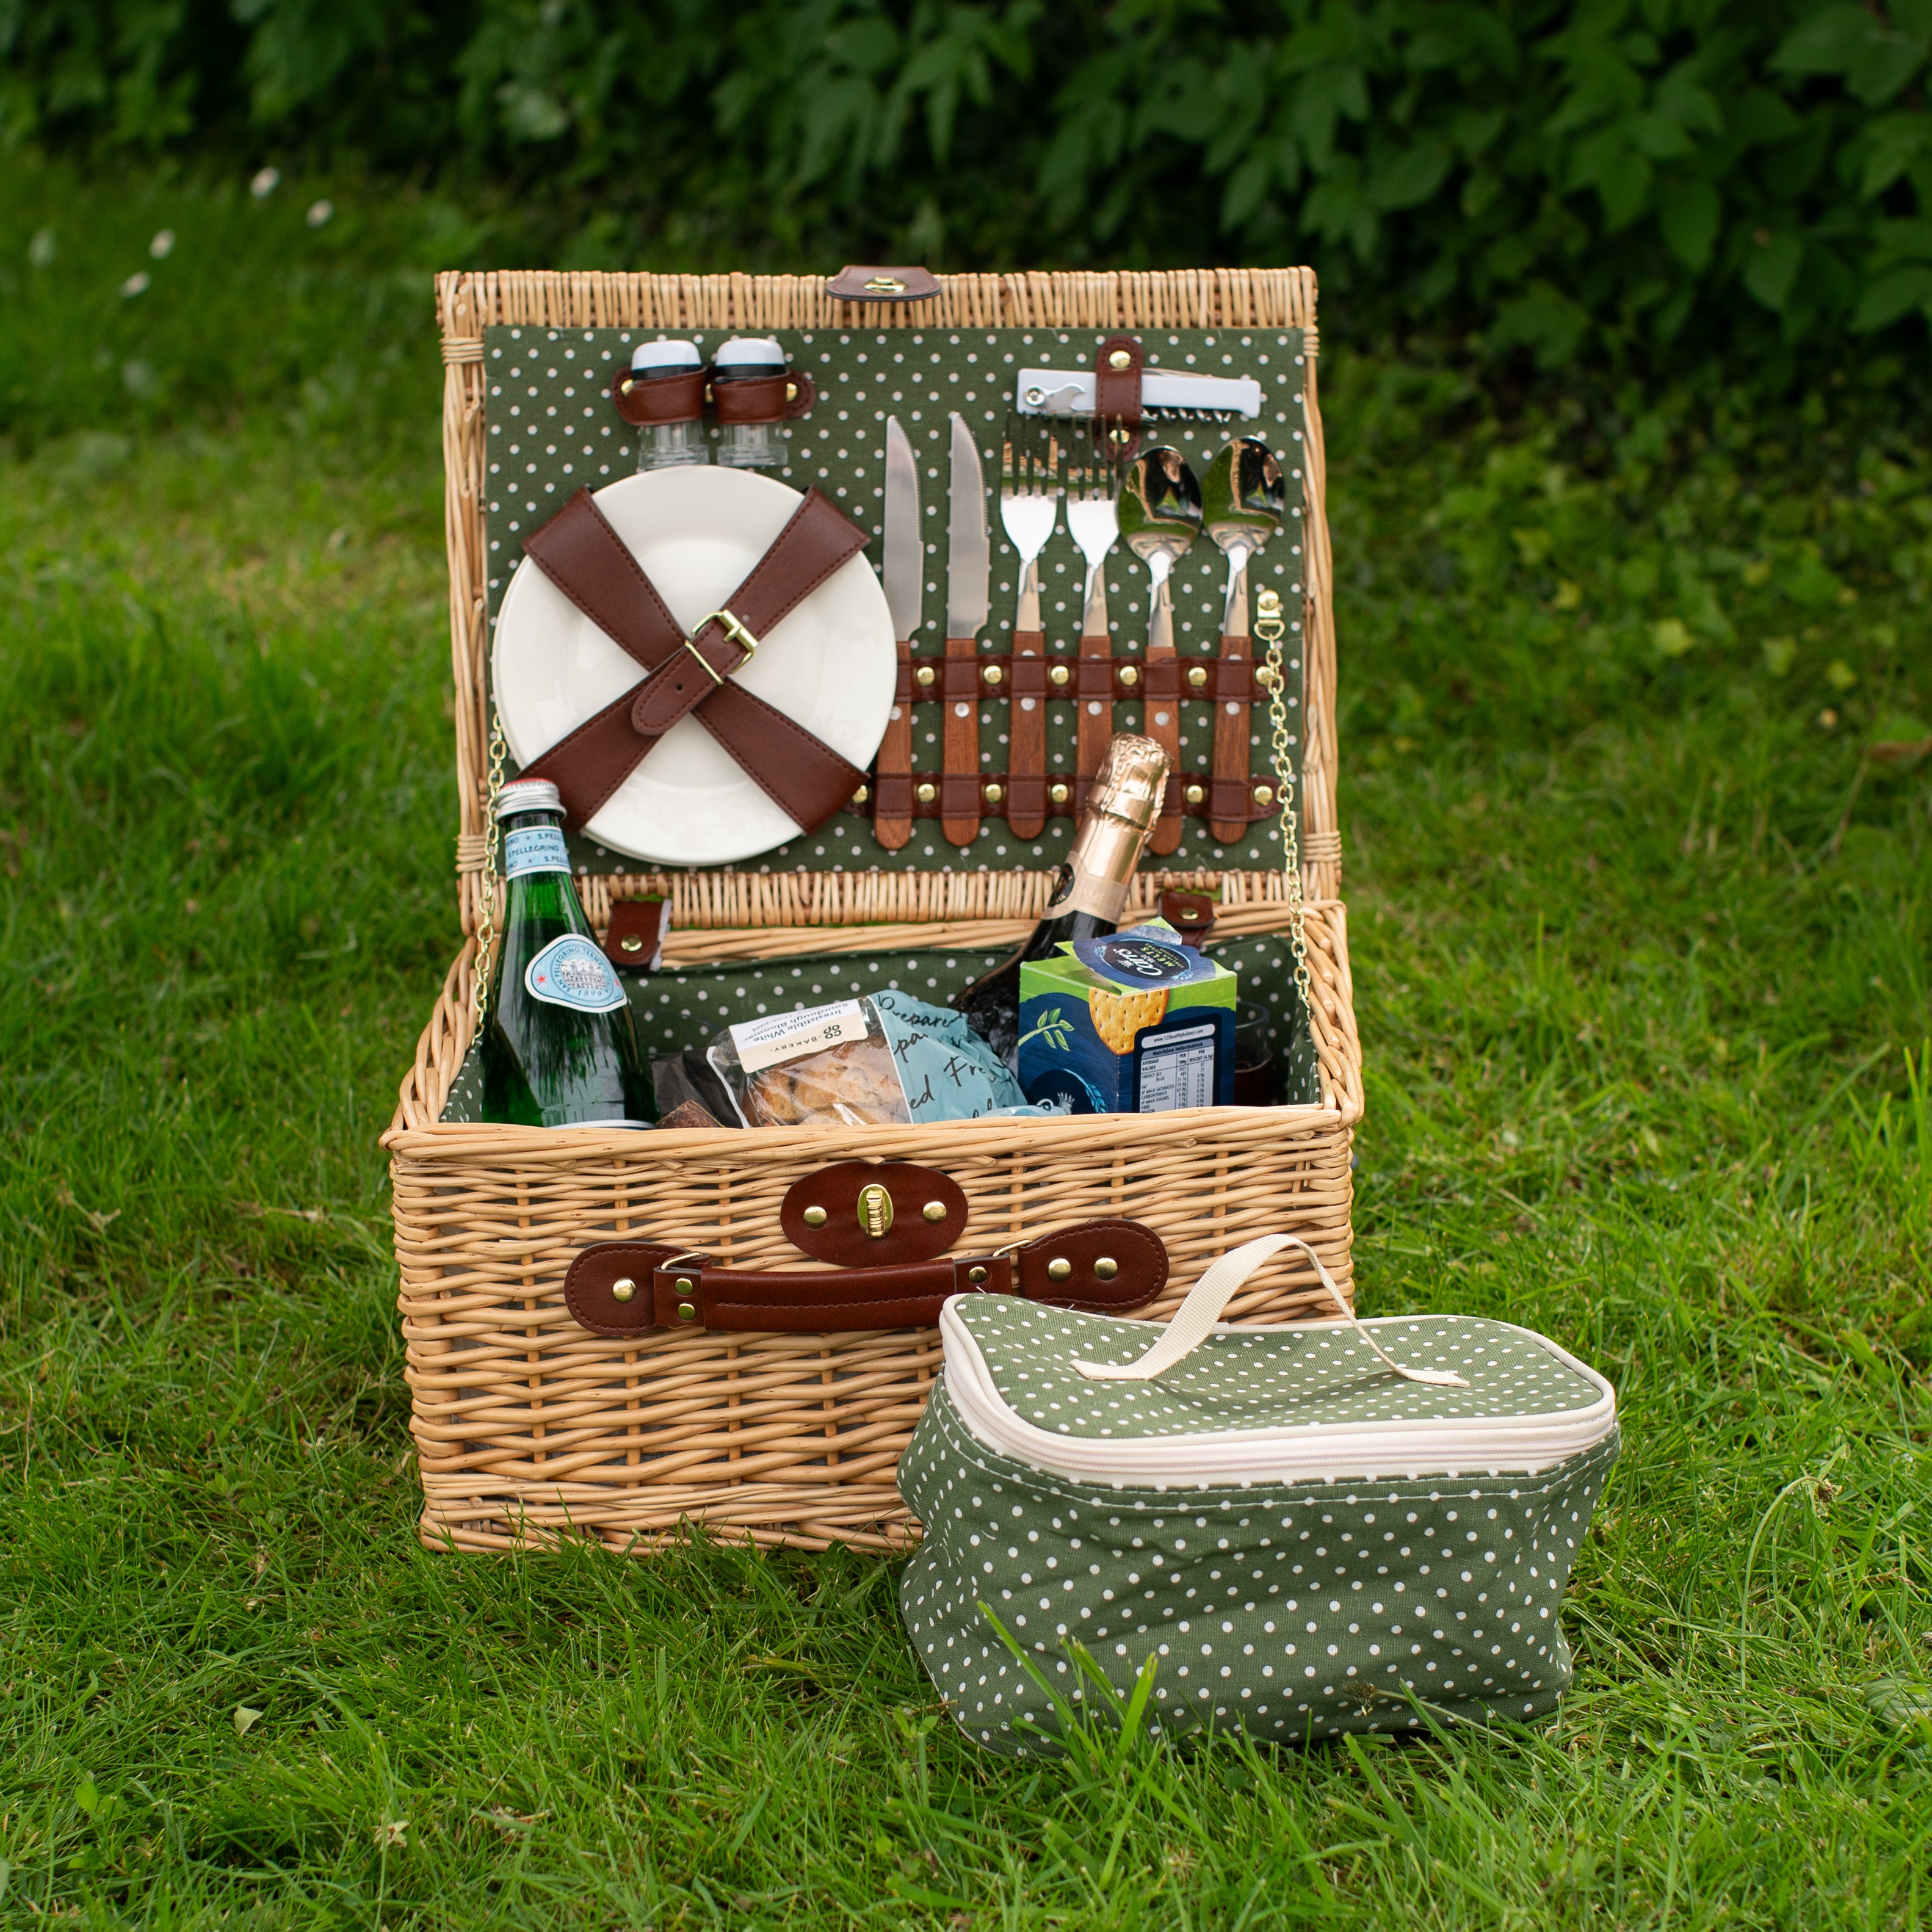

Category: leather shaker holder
[609, 364, 707, 427]
[826, 265, 942, 303]
[565, 1218, 1168, 1336]
[711, 369, 818, 425]
[780, 1160, 969, 1266]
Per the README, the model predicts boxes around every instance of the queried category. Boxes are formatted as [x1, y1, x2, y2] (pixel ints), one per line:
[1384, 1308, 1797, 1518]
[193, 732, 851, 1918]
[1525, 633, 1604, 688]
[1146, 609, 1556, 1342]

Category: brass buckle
[679, 608, 760, 686]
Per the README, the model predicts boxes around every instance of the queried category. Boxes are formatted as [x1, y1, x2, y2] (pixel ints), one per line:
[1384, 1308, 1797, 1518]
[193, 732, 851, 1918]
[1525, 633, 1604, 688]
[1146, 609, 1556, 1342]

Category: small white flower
[28, 227, 56, 267]
[149, 228, 175, 259]
[250, 166, 280, 200]
[306, 199, 334, 228]
[120, 270, 151, 298]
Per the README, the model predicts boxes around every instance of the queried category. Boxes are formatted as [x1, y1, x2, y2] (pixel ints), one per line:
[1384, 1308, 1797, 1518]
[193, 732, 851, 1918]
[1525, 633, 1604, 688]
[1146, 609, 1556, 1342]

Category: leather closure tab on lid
[602, 895, 668, 971]
[782, 1160, 969, 1266]
[827, 265, 942, 303]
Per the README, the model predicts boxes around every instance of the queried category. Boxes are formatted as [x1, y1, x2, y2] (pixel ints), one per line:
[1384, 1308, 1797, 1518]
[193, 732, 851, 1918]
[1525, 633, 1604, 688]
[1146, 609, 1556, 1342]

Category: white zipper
[938, 1306, 1618, 1488]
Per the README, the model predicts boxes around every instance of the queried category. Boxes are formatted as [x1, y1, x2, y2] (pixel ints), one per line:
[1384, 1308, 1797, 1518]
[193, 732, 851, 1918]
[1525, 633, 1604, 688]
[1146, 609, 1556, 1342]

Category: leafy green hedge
[4, 1, 1931, 378]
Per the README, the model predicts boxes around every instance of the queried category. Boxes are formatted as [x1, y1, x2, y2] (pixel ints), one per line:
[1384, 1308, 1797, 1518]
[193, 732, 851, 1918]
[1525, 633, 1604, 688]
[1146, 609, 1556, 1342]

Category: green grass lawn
[2, 160, 1930, 1929]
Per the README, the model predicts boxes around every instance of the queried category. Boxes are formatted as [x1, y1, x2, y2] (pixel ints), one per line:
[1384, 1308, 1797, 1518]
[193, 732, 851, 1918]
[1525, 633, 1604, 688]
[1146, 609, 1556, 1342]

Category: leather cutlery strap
[516, 487, 868, 831]
[566, 1218, 1168, 1337]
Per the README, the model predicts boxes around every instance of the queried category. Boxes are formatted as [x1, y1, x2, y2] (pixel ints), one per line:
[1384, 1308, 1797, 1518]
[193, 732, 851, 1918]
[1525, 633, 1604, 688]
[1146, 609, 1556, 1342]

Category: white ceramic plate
[492, 468, 893, 866]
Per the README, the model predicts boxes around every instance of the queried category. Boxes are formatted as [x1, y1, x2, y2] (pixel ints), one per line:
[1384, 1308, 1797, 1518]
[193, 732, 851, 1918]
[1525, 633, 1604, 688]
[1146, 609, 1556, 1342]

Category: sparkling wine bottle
[479, 779, 655, 1128]
[953, 733, 1170, 1066]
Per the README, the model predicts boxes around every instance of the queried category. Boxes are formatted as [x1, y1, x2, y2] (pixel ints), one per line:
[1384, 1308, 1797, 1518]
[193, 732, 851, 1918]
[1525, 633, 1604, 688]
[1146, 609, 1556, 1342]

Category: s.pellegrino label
[504, 824, 571, 879]
[524, 934, 628, 1013]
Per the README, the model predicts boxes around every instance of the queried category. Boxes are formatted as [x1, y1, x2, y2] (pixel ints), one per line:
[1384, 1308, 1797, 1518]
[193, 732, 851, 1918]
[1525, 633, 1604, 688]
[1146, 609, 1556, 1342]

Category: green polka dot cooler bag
[898, 1234, 1619, 1754]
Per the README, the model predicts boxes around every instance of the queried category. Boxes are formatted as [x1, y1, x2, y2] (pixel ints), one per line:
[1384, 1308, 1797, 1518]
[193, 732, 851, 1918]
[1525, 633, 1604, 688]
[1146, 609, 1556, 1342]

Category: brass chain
[470, 710, 508, 1035]
[1254, 587, 1313, 1022]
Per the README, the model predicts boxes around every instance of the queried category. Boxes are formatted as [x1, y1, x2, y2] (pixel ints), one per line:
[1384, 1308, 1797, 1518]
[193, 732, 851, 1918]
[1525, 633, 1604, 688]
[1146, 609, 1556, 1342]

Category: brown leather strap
[518, 488, 866, 832]
[941, 635, 980, 845]
[1211, 629, 1253, 841]
[1007, 629, 1047, 838]
[1094, 335, 1144, 461]
[565, 1218, 1168, 1337]
[711, 369, 817, 424]
[897, 651, 1259, 705]
[873, 639, 915, 850]
[611, 364, 707, 425]
[827, 266, 942, 303]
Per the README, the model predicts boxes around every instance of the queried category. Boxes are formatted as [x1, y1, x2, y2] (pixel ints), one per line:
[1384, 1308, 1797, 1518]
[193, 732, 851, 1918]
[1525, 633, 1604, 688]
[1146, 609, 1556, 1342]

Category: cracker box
[1017, 922, 1236, 1115]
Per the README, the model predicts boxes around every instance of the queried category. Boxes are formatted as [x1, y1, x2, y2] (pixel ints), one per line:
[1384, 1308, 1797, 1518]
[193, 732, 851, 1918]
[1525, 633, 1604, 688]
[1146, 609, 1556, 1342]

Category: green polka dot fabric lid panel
[480, 322, 1311, 879]
[440, 933, 1317, 1121]
[944, 1299, 1613, 1467]
[898, 1383, 1618, 1757]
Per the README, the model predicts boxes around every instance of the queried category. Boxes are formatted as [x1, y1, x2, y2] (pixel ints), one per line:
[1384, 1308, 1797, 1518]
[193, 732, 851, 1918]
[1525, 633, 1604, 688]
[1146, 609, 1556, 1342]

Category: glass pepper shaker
[710, 336, 791, 469]
[618, 338, 706, 471]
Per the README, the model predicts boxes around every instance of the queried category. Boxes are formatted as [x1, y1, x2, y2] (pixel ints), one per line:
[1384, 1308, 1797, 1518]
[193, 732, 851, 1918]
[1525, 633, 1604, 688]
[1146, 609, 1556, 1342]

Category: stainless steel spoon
[1118, 446, 1203, 656]
[1202, 436, 1285, 631]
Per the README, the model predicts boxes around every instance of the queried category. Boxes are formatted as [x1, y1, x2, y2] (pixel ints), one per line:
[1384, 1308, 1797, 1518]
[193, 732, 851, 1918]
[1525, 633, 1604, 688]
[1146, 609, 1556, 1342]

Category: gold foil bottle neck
[1087, 733, 1169, 832]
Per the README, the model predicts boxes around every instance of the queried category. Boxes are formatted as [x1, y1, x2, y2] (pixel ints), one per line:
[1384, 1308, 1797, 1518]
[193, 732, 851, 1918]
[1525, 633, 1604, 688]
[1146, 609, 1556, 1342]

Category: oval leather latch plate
[781, 1160, 969, 1266]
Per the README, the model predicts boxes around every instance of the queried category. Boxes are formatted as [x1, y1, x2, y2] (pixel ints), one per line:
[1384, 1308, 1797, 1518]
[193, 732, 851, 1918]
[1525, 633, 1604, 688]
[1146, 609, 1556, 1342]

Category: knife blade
[946, 411, 990, 639]
[882, 416, 922, 643]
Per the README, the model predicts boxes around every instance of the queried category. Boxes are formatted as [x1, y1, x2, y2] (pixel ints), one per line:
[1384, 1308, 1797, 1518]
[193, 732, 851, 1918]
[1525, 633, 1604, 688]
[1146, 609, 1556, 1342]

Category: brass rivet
[1046, 1257, 1073, 1282]
[967, 1265, 988, 1286]
[922, 1201, 947, 1223]
[785, 380, 798, 403]
[802, 1205, 828, 1228]
[916, 664, 936, 686]
[675, 1276, 693, 1294]
[1253, 784, 1275, 806]
[677, 1300, 697, 1322]
[619, 377, 636, 396]
[983, 783, 1004, 805]
[1254, 665, 1277, 690]
[858, 1182, 894, 1239]
[703, 383, 714, 404]
[916, 781, 937, 803]
[851, 784, 870, 806]
[610, 1276, 637, 1303]
[1049, 782, 1069, 805]
[1118, 665, 1139, 686]
[1109, 425, 1132, 444]
[1187, 665, 1208, 688]
[1184, 783, 1204, 805]
[981, 662, 1003, 684]
[1093, 1257, 1118, 1281]
[1049, 664, 1071, 686]
[1108, 349, 1132, 370]
[620, 933, 645, 953]
[864, 275, 907, 294]
[1257, 589, 1281, 615]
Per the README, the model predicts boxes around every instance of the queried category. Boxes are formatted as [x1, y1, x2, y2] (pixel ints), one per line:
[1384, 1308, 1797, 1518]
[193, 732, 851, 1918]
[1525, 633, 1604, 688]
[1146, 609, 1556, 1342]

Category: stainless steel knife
[943, 411, 990, 845]
[875, 416, 922, 852]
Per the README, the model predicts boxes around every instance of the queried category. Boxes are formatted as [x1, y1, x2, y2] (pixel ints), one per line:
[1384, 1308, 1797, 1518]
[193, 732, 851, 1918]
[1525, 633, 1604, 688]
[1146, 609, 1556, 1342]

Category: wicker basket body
[385, 269, 1358, 1554]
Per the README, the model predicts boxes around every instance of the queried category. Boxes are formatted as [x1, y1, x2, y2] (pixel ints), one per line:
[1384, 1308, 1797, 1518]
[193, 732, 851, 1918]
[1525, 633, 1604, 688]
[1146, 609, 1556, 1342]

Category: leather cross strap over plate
[516, 486, 872, 833]
[565, 1218, 1168, 1337]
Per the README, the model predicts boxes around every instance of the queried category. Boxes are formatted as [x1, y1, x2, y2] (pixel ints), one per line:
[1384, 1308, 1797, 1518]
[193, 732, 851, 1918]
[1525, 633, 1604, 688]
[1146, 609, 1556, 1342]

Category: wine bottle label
[523, 935, 628, 1013]
[729, 1000, 868, 1074]
[504, 825, 571, 878]
[1044, 871, 1131, 922]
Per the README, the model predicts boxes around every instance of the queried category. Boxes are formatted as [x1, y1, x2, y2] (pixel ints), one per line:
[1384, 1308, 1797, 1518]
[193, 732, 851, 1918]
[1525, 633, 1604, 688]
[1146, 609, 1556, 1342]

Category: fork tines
[1000, 412, 1060, 499]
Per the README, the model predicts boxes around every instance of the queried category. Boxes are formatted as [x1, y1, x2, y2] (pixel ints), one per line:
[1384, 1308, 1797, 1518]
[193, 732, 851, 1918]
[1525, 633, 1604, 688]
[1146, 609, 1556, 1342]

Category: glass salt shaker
[622, 339, 706, 471]
[710, 336, 791, 469]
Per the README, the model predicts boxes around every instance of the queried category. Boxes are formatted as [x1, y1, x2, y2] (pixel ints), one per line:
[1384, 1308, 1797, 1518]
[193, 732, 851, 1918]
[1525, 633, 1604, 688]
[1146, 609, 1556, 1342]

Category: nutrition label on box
[1138, 1024, 1219, 1113]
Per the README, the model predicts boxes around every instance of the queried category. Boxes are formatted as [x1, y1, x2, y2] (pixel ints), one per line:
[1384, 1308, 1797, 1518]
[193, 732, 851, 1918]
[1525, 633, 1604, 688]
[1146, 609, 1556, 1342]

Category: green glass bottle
[479, 778, 655, 1128]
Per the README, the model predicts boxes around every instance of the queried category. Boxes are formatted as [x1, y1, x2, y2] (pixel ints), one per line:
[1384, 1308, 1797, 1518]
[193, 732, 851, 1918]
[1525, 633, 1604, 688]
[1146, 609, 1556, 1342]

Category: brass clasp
[679, 608, 761, 686]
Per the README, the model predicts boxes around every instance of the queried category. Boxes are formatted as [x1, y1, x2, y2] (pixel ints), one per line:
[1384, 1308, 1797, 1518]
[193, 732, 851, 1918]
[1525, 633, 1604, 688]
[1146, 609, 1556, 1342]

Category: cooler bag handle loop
[1073, 1231, 1469, 1387]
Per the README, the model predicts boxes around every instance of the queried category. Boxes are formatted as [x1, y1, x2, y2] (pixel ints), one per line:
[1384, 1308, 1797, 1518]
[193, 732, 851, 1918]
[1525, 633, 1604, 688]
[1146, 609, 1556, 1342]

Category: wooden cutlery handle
[1144, 646, 1184, 856]
[873, 637, 915, 850]
[941, 635, 982, 845]
[1007, 629, 1048, 839]
[1075, 633, 1115, 817]
[1209, 631, 1251, 843]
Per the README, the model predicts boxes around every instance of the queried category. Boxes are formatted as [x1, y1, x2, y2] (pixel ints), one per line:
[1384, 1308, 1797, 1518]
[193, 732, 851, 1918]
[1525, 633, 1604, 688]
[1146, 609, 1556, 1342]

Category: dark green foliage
[5, 1, 1932, 379]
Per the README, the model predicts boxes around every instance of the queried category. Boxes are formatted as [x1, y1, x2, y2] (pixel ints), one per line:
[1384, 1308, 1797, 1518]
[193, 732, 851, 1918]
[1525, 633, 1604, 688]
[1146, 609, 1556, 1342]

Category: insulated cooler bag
[899, 1236, 1619, 1752]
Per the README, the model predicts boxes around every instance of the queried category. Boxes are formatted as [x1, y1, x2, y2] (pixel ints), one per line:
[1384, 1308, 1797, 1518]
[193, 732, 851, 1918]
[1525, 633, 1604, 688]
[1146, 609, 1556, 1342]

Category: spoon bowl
[1119, 446, 1203, 592]
[1202, 436, 1284, 622]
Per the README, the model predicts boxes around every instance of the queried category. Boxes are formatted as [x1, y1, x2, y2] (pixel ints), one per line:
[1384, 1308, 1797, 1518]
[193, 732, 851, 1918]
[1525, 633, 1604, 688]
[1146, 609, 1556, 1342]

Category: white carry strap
[1072, 1232, 1470, 1387]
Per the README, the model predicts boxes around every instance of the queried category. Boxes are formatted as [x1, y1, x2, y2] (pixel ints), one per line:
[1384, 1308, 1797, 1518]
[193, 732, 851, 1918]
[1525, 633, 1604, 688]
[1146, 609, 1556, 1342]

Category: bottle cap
[712, 335, 786, 373]
[1089, 733, 1170, 831]
[496, 778, 564, 819]
[629, 338, 701, 374]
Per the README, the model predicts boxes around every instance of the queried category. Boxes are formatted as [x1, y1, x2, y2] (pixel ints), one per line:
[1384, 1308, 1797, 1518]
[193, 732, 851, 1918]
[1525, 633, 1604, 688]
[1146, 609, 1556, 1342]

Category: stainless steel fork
[999, 415, 1060, 836]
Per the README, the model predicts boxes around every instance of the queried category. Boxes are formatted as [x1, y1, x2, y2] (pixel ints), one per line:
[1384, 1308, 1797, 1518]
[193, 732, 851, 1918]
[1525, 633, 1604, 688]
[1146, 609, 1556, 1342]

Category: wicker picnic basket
[383, 267, 1359, 1554]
